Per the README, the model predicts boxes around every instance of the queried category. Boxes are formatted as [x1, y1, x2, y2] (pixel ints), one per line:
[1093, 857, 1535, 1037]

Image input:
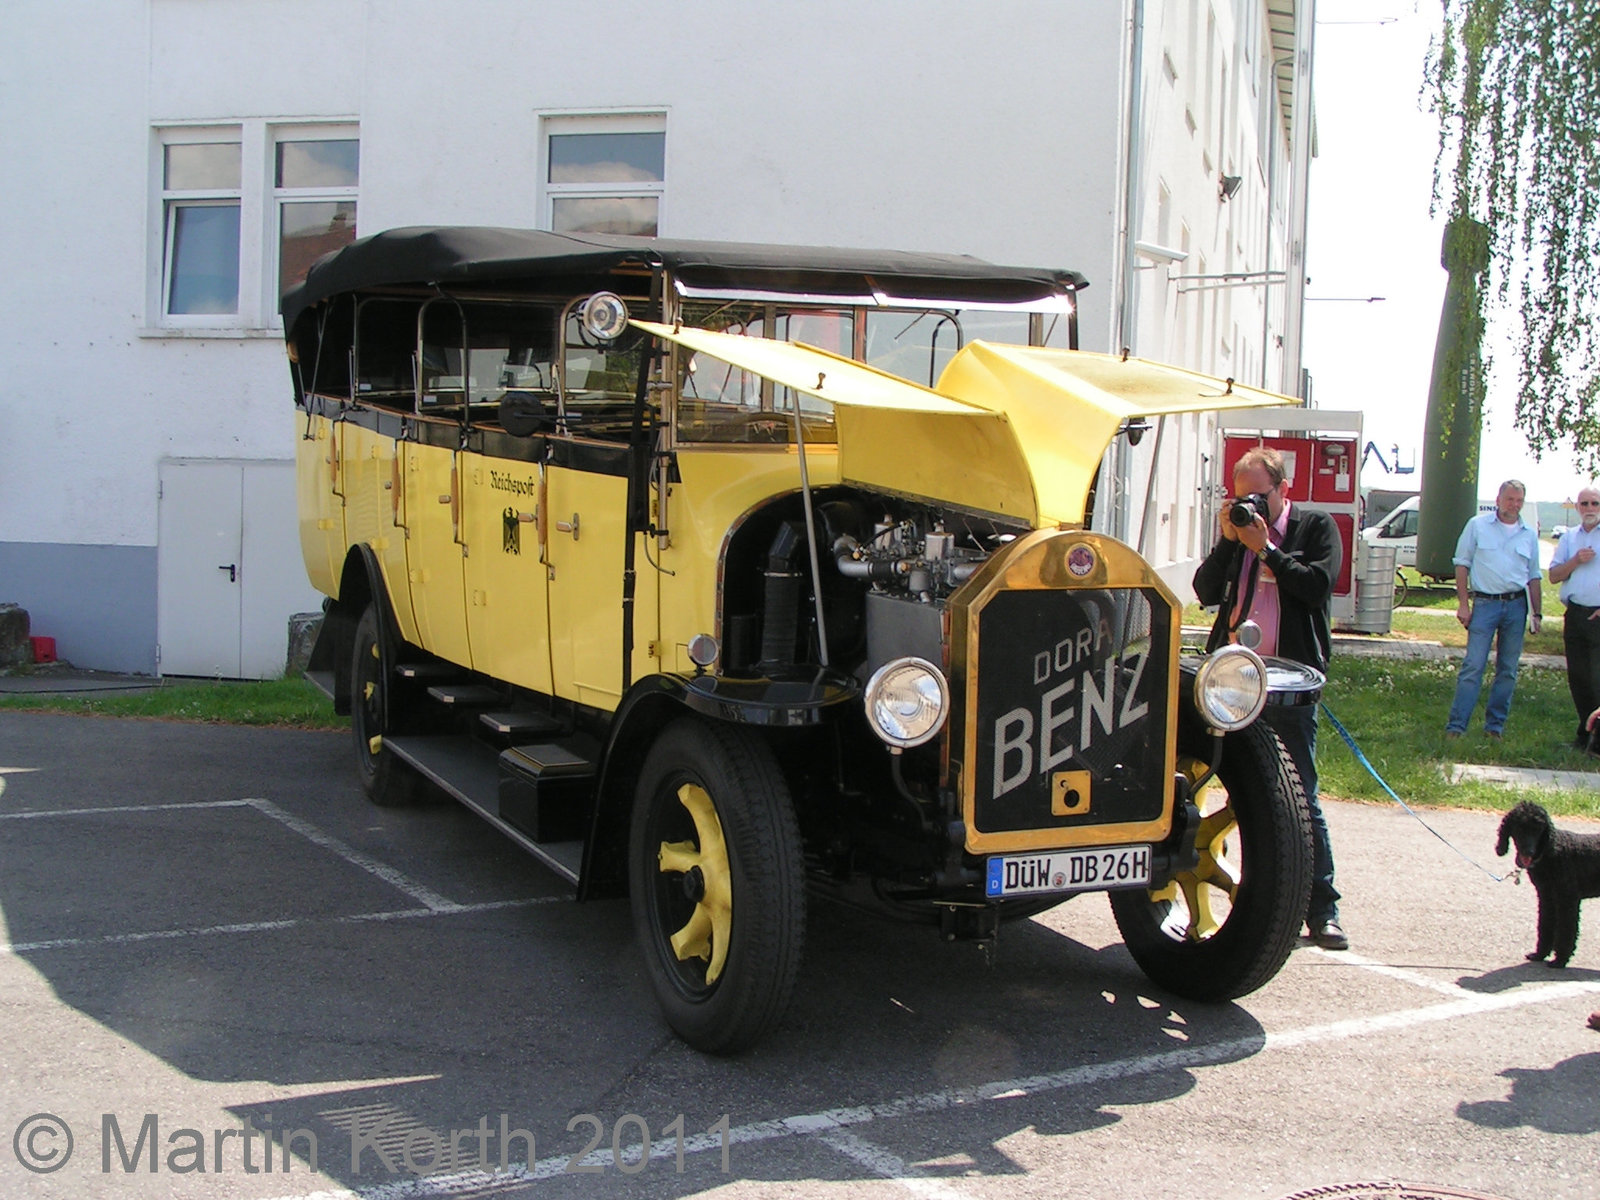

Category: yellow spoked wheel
[349, 603, 420, 807]
[656, 783, 734, 984]
[1109, 718, 1313, 1001]
[1147, 786, 1240, 942]
[629, 719, 805, 1055]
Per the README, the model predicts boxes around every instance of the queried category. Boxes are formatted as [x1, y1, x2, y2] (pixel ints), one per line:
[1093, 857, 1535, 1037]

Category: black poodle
[1495, 800, 1600, 968]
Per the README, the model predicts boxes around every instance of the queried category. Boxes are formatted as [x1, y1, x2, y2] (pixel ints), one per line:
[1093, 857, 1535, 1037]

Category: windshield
[672, 300, 1063, 445]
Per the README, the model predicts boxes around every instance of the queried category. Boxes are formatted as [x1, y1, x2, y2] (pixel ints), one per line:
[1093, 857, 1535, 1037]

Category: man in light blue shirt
[1548, 485, 1600, 748]
[1446, 480, 1543, 738]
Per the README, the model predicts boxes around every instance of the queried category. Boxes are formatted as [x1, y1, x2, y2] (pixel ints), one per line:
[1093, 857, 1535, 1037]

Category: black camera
[1229, 493, 1271, 527]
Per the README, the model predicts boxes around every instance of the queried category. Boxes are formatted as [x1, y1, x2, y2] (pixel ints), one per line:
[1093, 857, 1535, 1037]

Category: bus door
[401, 434, 471, 667]
[460, 442, 553, 694]
[543, 440, 632, 709]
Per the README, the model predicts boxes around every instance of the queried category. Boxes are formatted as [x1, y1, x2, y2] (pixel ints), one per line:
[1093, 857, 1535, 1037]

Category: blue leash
[1319, 702, 1508, 883]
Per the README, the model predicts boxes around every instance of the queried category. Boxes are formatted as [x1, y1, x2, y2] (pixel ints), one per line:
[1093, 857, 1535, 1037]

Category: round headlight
[578, 292, 630, 341]
[864, 657, 950, 748]
[1192, 644, 1268, 732]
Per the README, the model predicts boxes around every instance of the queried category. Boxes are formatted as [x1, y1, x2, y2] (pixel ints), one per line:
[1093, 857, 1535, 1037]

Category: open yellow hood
[936, 343, 1299, 523]
[636, 322, 1299, 526]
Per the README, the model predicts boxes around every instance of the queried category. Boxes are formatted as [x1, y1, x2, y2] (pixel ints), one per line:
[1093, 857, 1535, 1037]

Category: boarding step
[385, 734, 582, 885]
[478, 708, 565, 738]
[396, 661, 461, 681]
[498, 737, 600, 844]
[426, 683, 505, 706]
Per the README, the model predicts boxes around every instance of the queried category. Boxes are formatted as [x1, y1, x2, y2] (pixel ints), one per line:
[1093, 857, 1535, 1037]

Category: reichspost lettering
[488, 470, 538, 497]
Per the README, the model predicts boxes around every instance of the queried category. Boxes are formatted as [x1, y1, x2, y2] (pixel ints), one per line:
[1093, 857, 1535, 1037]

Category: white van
[1361, 496, 1421, 568]
[1361, 494, 1540, 572]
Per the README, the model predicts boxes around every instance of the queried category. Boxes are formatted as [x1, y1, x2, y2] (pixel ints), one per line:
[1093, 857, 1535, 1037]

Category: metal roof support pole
[791, 401, 830, 668]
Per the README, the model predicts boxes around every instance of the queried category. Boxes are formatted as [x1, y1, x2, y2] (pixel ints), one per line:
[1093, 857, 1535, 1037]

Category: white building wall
[1117, 0, 1301, 594]
[1, 0, 1304, 673]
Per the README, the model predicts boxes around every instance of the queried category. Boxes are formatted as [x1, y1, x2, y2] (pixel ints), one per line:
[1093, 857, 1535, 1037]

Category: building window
[542, 114, 665, 235]
[162, 140, 242, 316]
[153, 122, 358, 331]
[275, 137, 359, 297]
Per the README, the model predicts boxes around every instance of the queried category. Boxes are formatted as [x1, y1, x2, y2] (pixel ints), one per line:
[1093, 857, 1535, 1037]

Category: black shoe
[1311, 920, 1349, 950]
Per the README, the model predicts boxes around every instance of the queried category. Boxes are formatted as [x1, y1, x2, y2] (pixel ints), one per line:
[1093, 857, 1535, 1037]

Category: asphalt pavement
[1, 710, 1597, 1200]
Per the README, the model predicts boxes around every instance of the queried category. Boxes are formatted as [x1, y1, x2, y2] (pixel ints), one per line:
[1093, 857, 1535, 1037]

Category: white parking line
[0, 897, 565, 956]
[244, 798, 461, 912]
[0, 795, 463, 912]
[247, 975, 1600, 1200]
[819, 1130, 984, 1200]
[0, 798, 252, 819]
[1306, 945, 1479, 997]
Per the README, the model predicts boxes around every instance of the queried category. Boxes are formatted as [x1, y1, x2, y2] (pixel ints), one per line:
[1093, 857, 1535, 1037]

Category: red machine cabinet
[1218, 412, 1365, 629]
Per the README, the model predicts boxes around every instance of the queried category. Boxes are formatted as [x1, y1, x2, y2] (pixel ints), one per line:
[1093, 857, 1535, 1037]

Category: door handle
[218, 564, 237, 583]
[555, 513, 580, 540]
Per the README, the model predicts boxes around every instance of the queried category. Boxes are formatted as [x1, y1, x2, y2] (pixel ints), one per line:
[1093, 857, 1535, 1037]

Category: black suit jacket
[1193, 505, 1341, 672]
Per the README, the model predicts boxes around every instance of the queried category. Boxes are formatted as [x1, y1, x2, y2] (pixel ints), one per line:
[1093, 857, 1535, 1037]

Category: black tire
[628, 718, 805, 1054]
[349, 603, 422, 807]
[1394, 568, 1410, 609]
[1109, 718, 1312, 1001]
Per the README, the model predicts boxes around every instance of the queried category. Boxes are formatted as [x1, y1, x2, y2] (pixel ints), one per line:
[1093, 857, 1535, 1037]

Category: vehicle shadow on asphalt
[0, 712, 1273, 1192]
[193, 896, 1272, 1190]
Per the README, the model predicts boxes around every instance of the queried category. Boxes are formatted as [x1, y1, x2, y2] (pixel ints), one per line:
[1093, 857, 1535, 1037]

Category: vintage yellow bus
[284, 228, 1319, 1052]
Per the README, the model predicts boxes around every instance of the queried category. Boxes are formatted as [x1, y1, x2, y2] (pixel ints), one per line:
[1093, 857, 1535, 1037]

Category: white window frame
[538, 111, 667, 236]
[148, 119, 358, 335]
[153, 125, 247, 331]
[271, 125, 360, 317]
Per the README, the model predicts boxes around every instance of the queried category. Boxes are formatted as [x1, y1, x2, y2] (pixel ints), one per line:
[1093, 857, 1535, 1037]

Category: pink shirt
[1230, 501, 1292, 656]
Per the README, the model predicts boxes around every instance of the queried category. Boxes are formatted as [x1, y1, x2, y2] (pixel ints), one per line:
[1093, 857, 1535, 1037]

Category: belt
[1567, 600, 1600, 611]
[1469, 590, 1525, 601]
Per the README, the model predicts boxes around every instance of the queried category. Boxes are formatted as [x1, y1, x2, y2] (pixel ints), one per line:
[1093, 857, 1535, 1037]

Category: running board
[386, 734, 583, 886]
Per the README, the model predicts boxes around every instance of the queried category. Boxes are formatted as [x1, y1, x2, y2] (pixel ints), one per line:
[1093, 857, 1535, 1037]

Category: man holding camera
[1445, 479, 1542, 739]
[1194, 446, 1346, 950]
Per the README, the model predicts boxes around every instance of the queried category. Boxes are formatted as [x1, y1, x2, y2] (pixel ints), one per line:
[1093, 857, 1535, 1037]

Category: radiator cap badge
[1066, 544, 1097, 578]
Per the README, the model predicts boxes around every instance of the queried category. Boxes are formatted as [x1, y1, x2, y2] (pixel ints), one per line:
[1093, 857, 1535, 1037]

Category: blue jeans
[1263, 703, 1339, 927]
[1446, 595, 1527, 735]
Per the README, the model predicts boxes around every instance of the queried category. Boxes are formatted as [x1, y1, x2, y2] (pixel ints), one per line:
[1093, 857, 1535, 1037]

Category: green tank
[1417, 216, 1490, 579]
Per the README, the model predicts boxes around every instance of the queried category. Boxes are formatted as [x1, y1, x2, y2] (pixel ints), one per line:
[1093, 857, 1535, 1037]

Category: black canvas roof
[281, 226, 1087, 333]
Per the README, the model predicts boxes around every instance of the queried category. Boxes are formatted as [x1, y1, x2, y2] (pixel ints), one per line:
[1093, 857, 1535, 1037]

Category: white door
[158, 461, 244, 677]
[158, 460, 323, 679]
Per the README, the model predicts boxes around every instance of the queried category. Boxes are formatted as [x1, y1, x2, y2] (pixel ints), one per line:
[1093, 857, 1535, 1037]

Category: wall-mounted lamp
[1134, 239, 1188, 266]
[1219, 174, 1244, 202]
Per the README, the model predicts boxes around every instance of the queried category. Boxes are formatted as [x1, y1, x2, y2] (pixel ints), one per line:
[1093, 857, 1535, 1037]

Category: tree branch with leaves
[1429, 0, 1600, 468]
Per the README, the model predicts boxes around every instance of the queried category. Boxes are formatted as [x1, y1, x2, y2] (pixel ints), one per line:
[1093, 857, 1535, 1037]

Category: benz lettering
[991, 648, 1150, 800]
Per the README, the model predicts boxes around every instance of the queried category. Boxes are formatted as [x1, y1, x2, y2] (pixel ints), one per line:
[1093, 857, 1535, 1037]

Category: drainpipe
[1110, 0, 1147, 541]
[1280, 0, 1317, 399]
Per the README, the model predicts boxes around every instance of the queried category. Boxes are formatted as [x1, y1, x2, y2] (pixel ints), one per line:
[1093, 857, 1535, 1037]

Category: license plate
[985, 845, 1152, 898]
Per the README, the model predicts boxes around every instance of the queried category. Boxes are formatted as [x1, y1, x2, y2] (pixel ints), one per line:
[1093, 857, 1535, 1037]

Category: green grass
[1390, 565, 1567, 654]
[0, 675, 345, 729]
[3, 655, 1593, 819]
[1317, 656, 1598, 818]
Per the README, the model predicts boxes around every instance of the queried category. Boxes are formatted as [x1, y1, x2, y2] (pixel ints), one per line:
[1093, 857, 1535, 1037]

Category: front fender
[577, 669, 859, 899]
